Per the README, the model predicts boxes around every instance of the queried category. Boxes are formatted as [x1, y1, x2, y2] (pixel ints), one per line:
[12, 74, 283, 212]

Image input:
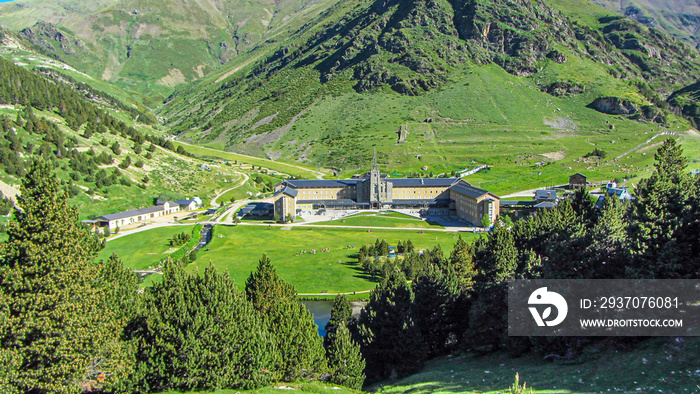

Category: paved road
[298, 289, 373, 296]
[217, 196, 276, 224]
[233, 221, 482, 233]
[106, 222, 191, 242]
[500, 184, 568, 199]
[176, 140, 326, 179]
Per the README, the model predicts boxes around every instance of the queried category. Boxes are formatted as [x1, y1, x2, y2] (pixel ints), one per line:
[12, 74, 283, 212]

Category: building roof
[282, 179, 360, 188]
[281, 177, 460, 189]
[534, 201, 557, 209]
[389, 178, 460, 187]
[156, 200, 179, 206]
[607, 188, 633, 200]
[570, 173, 587, 179]
[391, 198, 451, 204]
[501, 200, 536, 206]
[449, 182, 498, 199]
[275, 186, 298, 198]
[98, 205, 164, 221]
[535, 189, 558, 200]
[297, 199, 369, 206]
[176, 199, 195, 205]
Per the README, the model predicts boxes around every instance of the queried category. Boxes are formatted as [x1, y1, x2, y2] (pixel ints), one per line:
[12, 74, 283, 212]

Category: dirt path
[615, 130, 677, 160]
[210, 172, 250, 207]
[0, 180, 20, 201]
[215, 55, 263, 83]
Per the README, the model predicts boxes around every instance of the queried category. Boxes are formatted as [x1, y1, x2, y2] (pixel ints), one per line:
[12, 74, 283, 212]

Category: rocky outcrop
[544, 81, 585, 97]
[590, 97, 666, 123]
[590, 97, 639, 115]
[18, 21, 86, 57]
[635, 105, 666, 124]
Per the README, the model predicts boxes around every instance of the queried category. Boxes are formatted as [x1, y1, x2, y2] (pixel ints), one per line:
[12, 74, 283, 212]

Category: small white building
[177, 199, 198, 211]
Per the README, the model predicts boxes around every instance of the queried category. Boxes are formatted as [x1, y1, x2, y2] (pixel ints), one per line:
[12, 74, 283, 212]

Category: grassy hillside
[371, 337, 700, 393]
[158, 0, 700, 194]
[0, 0, 341, 99]
[0, 51, 280, 221]
[591, 0, 700, 51]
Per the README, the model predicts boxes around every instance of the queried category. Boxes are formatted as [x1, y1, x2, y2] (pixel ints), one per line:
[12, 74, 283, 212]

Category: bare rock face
[544, 81, 584, 97]
[589, 97, 666, 124]
[590, 97, 639, 115]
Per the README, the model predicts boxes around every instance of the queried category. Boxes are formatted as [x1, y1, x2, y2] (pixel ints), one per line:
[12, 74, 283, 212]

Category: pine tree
[326, 324, 365, 390]
[357, 269, 425, 381]
[0, 160, 129, 393]
[448, 235, 477, 291]
[475, 226, 518, 284]
[405, 239, 415, 253]
[585, 197, 631, 278]
[466, 226, 519, 351]
[245, 254, 327, 381]
[99, 253, 141, 323]
[324, 295, 352, 349]
[135, 261, 273, 392]
[245, 254, 296, 314]
[413, 264, 463, 356]
[629, 138, 696, 278]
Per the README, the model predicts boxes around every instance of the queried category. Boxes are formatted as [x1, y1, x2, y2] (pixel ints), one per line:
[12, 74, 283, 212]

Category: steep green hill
[0, 53, 277, 221]
[592, 0, 700, 51]
[159, 0, 699, 188]
[0, 0, 340, 99]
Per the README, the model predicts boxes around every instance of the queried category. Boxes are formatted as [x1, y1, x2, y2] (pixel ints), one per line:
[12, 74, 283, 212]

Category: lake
[302, 300, 333, 337]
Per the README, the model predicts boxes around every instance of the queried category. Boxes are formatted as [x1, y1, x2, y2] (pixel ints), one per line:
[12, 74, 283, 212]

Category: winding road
[210, 172, 250, 207]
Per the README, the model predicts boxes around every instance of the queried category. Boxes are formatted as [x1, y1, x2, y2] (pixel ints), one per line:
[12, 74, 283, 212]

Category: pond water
[302, 300, 333, 337]
[0, 1, 17, 4]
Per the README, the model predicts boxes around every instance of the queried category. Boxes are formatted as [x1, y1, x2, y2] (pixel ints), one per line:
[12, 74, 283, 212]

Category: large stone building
[274, 155, 500, 225]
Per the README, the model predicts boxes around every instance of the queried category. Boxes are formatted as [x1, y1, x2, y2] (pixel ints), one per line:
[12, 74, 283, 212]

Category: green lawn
[191, 225, 474, 294]
[97, 225, 195, 269]
[312, 211, 444, 229]
[372, 337, 700, 393]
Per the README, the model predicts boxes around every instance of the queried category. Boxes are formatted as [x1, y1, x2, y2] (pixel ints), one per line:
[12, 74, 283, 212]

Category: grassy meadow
[97, 225, 195, 269]
[312, 211, 443, 229]
[189, 224, 474, 294]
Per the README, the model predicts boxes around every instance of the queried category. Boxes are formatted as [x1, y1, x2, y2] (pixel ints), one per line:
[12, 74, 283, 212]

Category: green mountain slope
[0, 53, 274, 221]
[591, 0, 700, 50]
[0, 0, 340, 99]
[159, 0, 699, 187]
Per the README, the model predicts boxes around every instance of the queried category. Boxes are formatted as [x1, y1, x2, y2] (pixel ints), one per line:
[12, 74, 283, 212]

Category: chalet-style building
[274, 154, 500, 225]
[569, 173, 587, 189]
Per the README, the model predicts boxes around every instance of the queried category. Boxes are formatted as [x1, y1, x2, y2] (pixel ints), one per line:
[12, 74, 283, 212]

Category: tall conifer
[326, 324, 365, 390]
[0, 160, 128, 393]
[357, 269, 425, 381]
[245, 254, 327, 381]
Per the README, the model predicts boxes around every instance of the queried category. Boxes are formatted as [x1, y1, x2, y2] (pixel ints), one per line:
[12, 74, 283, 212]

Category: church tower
[367, 148, 392, 207]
